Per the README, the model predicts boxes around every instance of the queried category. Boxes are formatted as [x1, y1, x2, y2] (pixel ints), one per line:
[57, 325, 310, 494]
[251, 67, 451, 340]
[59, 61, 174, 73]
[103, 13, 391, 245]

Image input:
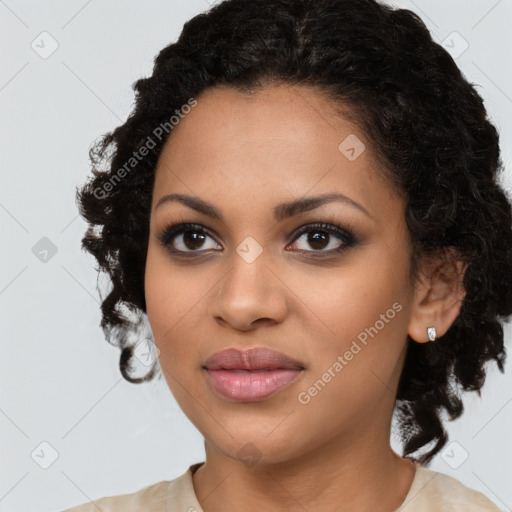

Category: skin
[144, 84, 466, 512]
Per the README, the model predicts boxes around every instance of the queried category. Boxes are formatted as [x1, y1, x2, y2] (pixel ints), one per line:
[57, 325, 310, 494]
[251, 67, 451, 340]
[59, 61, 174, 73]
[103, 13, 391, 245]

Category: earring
[427, 326, 437, 342]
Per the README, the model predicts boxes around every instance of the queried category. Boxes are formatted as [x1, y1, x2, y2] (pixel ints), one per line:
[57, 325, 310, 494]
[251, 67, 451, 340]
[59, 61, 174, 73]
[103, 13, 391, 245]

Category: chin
[205, 426, 310, 468]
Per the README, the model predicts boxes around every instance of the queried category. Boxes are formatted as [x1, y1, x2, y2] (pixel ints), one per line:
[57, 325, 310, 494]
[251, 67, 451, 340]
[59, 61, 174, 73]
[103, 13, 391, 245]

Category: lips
[203, 347, 305, 371]
[203, 347, 305, 402]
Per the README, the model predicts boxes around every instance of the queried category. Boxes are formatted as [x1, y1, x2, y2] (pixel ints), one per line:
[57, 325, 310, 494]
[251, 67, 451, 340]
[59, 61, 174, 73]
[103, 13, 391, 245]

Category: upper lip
[203, 347, 305, 371]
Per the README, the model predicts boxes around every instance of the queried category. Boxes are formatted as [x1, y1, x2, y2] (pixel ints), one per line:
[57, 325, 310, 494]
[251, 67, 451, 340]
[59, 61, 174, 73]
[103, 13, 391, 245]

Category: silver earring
[427, 326, 437, 342]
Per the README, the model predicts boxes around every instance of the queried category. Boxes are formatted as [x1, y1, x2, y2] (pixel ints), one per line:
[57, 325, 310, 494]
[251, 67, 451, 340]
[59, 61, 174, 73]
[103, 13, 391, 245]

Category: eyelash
[157, 215, 358, 259]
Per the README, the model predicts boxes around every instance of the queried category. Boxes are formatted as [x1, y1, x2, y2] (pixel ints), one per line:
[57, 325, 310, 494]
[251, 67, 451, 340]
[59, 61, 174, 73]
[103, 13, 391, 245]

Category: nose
[209, 249, 289, 331]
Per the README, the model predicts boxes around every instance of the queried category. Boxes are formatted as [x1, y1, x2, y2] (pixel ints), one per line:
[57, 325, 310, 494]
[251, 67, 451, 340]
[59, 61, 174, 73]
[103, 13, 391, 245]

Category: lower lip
[205, 368, 304, 402]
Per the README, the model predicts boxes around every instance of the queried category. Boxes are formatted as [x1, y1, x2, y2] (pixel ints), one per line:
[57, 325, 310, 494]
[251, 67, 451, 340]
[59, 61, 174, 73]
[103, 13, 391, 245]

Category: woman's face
[145, 84, 417, 465]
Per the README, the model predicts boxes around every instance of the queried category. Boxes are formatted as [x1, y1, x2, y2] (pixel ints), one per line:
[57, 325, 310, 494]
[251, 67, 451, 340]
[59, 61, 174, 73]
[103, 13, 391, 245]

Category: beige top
[62, 461, 503, 512]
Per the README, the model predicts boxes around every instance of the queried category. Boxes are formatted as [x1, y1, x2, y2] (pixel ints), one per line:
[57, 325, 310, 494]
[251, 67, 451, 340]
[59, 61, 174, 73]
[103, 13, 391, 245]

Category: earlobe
[407, 250, 467, 343]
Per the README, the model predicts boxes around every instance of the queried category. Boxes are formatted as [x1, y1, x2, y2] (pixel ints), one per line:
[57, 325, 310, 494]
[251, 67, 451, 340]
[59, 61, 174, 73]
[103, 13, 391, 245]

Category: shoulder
[399, 465, 504, 512]
[61, 480, 170, 512]
[61, 463, 204, 512]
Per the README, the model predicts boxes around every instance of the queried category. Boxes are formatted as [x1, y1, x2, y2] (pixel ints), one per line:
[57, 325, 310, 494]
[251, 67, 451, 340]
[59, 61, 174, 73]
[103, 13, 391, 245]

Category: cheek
[293, 250, 411, 403]
[293, 248, 410, 346]
[144, 248, 198, 368]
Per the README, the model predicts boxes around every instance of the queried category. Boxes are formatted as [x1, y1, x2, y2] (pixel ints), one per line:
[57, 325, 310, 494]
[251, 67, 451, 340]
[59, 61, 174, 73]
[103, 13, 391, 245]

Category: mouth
[202, 347, 305, 402]
[204, 368, 305, 402]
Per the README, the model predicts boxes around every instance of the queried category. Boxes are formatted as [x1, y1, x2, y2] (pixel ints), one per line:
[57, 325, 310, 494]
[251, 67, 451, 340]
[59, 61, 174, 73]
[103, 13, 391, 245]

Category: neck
[192, 418, 416, 512]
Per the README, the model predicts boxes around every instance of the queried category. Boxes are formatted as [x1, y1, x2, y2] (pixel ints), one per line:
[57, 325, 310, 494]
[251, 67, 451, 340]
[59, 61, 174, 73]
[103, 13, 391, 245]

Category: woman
[64, 0, 512, 510]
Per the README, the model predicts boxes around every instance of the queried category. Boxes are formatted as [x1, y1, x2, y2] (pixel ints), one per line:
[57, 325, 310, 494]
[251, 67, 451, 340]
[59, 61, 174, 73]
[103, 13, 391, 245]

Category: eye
[157, 219, 358, 258]
[158, 223, 221, 255]
[287, 222, 357, 256]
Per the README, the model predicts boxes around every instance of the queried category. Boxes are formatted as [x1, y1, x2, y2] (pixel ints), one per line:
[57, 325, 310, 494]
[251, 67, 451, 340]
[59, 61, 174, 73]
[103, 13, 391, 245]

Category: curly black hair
[76, 0, 512, 465]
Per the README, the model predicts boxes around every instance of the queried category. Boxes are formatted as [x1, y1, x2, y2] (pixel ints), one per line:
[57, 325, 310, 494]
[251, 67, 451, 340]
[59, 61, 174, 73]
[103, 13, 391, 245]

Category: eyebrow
[155, 192, 373, 222]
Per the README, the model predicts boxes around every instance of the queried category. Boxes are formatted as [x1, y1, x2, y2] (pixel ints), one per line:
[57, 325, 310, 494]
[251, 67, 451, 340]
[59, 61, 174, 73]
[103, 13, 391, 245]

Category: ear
[407, 247, 467, 343]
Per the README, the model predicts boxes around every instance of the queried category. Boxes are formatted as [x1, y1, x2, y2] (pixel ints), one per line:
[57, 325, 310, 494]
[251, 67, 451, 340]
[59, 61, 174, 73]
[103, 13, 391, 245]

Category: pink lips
[203, 347, 305, 402]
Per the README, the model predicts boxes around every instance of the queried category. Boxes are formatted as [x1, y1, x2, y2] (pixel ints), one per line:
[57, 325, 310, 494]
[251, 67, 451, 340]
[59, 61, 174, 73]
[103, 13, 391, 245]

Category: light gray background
[1, 1, 511, 511]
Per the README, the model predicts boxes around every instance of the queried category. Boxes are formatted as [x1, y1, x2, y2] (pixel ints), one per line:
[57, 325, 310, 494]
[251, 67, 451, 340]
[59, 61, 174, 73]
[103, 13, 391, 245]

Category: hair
[76, 0, 512, 465]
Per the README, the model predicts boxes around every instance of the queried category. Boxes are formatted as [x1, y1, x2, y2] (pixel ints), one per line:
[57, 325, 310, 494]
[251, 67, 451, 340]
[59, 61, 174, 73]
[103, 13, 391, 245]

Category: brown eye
[158, 223, 222, 254]
[300, 231, 331, 250]
[158, 221, 358, 259]
[288, 222, 357, 256]
[179, 230, 208, 250]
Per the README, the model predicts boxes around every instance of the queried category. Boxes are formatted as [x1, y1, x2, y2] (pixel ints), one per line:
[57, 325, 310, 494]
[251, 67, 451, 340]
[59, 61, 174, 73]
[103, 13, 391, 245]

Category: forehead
[161, 84, 368, 158]
[152, 84, 400, 220]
